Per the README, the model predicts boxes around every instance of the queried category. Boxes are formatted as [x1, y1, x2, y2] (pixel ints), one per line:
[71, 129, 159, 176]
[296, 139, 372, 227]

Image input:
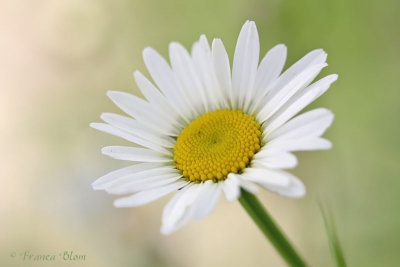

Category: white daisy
[91, 20, 337, 235]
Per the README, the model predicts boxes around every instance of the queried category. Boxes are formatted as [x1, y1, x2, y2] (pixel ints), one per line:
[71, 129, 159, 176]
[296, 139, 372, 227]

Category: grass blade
[319, 203, 347, 267]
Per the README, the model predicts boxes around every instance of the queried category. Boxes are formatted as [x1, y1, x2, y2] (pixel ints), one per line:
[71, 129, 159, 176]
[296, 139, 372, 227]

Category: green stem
[239, 189, 308, 267]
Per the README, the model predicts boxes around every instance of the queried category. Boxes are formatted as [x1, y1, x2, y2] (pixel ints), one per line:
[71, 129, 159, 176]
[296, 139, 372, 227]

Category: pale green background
[1, 0, 399, 266]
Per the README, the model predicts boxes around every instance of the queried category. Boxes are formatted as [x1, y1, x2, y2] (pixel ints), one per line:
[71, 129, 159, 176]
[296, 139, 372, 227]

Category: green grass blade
[319, 203, 347, 267]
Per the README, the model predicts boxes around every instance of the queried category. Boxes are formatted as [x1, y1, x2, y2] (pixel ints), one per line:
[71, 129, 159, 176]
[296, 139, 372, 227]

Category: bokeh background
[1, 0, 399, 266]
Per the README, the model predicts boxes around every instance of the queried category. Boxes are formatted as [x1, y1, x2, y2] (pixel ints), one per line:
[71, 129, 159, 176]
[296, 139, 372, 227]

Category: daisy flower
[91, 20, 337, 235]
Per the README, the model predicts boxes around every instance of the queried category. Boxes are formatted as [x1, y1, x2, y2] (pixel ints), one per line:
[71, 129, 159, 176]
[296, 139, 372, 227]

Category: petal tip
[133, 70, 140, 77]
[101, 146, 111, 154]
[142, 46, 155, 55]
[330, 74, 339, 82]
[199, 34, 208, 43]
[160, 225, 173, 235]
[113, 199, 125, 208]
[106, 90, 120, 99]
[273, 43, 287, 52]
[91, 182, 105, 191]
[99, 112, 111, 121]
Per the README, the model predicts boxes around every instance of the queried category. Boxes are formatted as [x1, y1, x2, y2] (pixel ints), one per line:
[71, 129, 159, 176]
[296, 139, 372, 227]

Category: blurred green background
[1, 0, 399, 266]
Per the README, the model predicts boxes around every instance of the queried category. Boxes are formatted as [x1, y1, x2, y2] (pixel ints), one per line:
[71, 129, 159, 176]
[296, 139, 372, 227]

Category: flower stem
[239, 189, 308, 267]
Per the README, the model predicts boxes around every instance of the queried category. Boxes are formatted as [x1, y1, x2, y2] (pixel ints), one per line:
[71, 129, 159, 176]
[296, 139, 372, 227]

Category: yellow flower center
[174, 109, 262, 182]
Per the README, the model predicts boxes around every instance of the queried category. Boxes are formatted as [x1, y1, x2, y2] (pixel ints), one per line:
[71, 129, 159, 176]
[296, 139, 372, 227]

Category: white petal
[263, 174, 306, 198]
[269, 108, 334, 140]
[256, 63, 327, 123]
[106, 173, 182, 195]
[113, 180, 188, 207]
[103, 166, 177, 189]
[169, 42, 205, 117]
[222, 175, 241, 202]
[263, 74, 338, 135]
[267, 137, 332, 151]
[90, 123, 171, 154]
[161, 181, 222, 234]
[229, 173, 259, 194]
[253, 48, 327, 115]
[244, 168, 304, 197]
[191, 35, 221, 112]
[161, 184, 201, 234]
[232, 21, 260, 110]
[133, 70, 188, 126]
[241, 167, 291, 187]
[106, 90, 151, 119]
[106, 166, 178, 194]
[253, 148, 298, 169]
[92, 163, 165, 190]
[142, 47, 192, 120]
[190, 181, 222, 220]
[107, 91, 178, 136]
[254, 44, 287, 97]
[285, 49, 327, 76]
[211, 38, 233, 109]
[102, 146, 172, 162]
[162, 184, 198, 224]
[100, 113, 176, 148]
[161, 186, 189, 226]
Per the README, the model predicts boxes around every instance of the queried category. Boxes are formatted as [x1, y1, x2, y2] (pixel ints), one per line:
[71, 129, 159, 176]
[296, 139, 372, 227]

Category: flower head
[91, 21, 337, 234]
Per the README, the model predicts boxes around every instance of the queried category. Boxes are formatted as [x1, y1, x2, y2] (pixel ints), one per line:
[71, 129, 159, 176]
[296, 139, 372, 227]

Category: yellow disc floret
[174, 109, 262, 182]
